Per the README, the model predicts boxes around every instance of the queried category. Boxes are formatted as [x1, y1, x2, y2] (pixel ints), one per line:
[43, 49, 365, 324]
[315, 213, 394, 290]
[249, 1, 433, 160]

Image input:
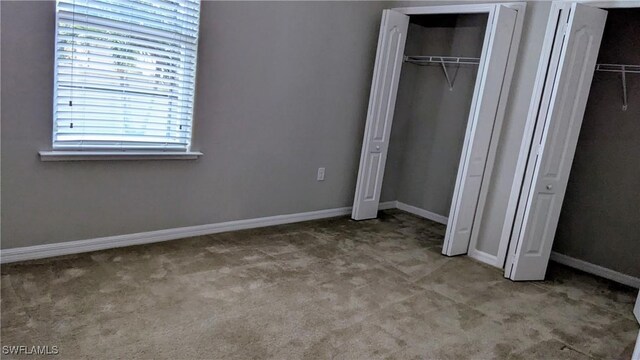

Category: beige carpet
[1, 210, 638, 359]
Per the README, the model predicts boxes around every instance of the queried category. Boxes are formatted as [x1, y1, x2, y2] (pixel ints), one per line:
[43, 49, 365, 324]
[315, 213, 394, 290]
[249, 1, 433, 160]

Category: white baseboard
[377, 201, 397, 210]
[1, 202, 401, 264]
[550, 252, 640, 289]
[392, 201, 501, 269]
[468, 248, 500, 268]
[393, 202, 502, 269]
[395, 201, 448, 225]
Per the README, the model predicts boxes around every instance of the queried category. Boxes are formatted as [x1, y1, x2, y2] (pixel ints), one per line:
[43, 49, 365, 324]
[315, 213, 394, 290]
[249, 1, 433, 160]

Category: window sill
[39, 151, 203, 161]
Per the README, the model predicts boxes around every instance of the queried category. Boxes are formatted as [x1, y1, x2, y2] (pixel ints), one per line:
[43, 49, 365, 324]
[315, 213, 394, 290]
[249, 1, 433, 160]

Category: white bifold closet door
[507, 4, 607, 280]
[353, 4, 520, 260]
[352, 9, 409, 220]
[443, 5, 516, 256]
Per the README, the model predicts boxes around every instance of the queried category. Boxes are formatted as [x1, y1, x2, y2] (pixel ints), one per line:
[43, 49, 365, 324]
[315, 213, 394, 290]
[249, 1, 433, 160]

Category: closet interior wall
[552, 9, 640, 278]
[381, 14, 487, 219]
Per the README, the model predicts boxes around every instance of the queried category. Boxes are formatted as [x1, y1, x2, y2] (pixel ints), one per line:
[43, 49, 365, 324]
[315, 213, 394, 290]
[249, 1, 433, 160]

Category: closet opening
[505, 4, 639, 285]
[352, 4, 525, 262]
[381, 13, 487, 236]
[549, 8, 640, 283]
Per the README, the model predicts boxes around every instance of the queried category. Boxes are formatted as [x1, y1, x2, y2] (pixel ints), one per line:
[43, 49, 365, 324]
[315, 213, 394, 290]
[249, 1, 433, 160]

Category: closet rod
[595, 63, 640, 74]
[595, 64, 640, 111]
[404, 55, 481, 66]
[404, 56, 480, 90]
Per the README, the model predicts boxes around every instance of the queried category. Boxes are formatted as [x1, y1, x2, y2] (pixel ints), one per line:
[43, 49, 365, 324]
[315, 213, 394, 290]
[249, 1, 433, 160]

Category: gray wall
[0, 1, 388, 249]
[1, 0, 563, 265]
[381, 14, 486, 217]
[553, 9, 640, 278]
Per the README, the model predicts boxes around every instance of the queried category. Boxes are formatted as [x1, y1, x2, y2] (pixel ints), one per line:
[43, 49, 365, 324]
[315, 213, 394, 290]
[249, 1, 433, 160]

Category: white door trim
[578, 0, 640, 8]
[635, 291, 640, 323]
[393, 2, 526, 15]
[393, 4, 496, 15]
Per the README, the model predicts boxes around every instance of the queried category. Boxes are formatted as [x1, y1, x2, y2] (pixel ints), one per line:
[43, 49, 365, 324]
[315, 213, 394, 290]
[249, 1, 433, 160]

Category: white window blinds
[53, 0, 201, 151]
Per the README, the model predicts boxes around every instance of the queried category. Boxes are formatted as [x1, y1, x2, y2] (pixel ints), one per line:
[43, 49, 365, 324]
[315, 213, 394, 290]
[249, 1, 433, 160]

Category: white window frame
[40, 0, 203, 161]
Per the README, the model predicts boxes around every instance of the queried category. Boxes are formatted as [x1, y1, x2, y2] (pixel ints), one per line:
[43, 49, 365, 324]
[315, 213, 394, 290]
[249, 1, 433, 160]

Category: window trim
[47, 0, 202, 156]
[39, 150, 203, 161]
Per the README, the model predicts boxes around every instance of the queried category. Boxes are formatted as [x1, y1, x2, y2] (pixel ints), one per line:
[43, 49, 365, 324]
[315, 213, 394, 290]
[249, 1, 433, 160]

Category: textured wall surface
[1, 1, 559, 263]
[0, 1, 388, 248]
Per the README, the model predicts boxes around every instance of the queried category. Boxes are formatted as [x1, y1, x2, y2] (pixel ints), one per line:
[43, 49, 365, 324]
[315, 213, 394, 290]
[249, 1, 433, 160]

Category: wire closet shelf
[404, 55, 481, 66]
[594, 63, 639, 111]
[403, 55, 481, 91]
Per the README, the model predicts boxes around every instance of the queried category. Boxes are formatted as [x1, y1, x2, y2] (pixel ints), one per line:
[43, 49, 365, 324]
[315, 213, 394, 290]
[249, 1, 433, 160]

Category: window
[52, 0, 201, 152]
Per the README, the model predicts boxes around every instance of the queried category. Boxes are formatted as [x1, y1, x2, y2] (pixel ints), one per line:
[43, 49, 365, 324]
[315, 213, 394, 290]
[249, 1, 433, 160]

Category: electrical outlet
[317, 167, 325, 181]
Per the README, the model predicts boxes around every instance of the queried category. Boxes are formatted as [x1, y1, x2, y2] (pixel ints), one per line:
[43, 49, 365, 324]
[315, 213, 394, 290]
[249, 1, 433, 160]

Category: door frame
[502, 0, 640, 278]
[352, 2, 526, 264]
[397, 2, 526, 260]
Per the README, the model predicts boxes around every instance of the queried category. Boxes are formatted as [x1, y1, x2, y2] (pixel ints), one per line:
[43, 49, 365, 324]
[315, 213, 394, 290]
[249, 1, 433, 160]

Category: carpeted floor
[1, 210, 638, 359]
